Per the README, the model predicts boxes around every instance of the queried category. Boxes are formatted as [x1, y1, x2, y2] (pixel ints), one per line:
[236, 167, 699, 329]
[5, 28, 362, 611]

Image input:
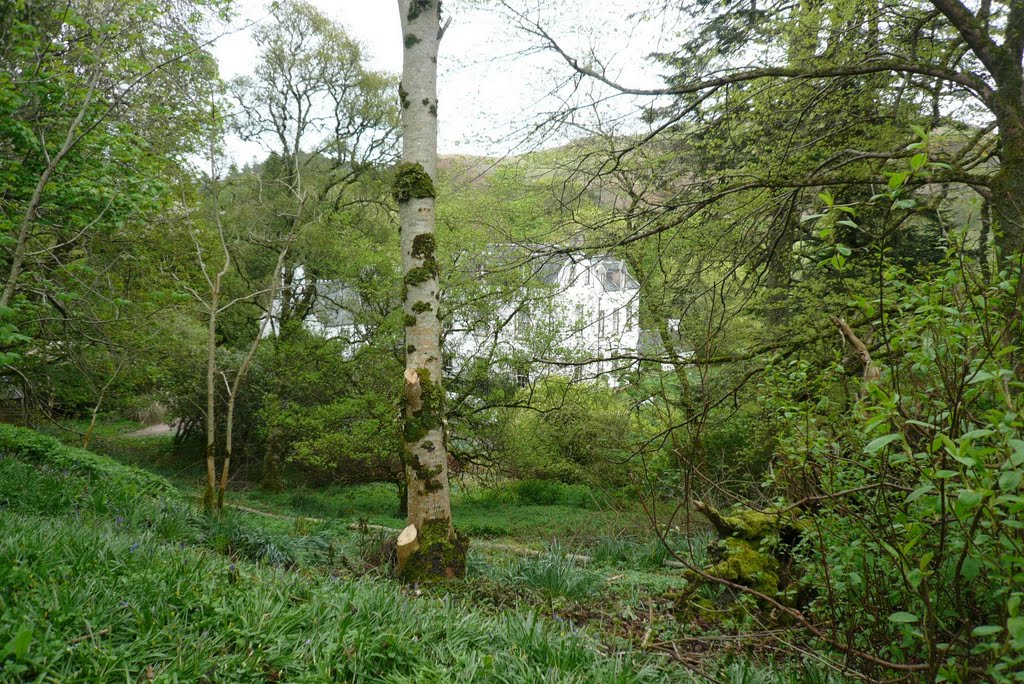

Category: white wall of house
[447, 253, 641, 386]
[270, 255, 645, 385]
[262, 266, 363, 356]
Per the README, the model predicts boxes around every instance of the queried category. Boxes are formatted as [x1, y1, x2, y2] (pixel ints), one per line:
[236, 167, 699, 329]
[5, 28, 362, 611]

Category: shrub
[0, 424, 173, 496]
[501, 378, 636, 486]
[758, 259, 1024, 680]
[513, 479, 594, 507]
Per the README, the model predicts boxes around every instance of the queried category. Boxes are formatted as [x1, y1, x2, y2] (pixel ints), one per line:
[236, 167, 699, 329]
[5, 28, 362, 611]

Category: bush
[0, 424, 173, 496]
[758, 259, 1024, 680]
[501, 378, 636, 486]
[513, 479, 595, 507]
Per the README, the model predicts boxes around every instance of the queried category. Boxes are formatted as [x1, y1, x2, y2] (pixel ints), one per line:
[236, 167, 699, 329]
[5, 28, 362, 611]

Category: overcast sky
[211, 1, 672, 163]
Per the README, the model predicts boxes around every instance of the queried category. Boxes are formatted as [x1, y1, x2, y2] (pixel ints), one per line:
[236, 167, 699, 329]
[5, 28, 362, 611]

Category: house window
[584, 267, 590, 286]
[625, 301, 634, 330]
[515, 309, 532, 339]
[611, 309, 620, 335]
[515, 367, 530, 387]
[602, 265, 624, 291]
[598, 306, 604, 337]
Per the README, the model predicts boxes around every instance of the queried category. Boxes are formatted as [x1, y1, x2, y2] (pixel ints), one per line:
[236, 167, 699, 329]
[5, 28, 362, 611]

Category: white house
[268, 252, 644, 385]
[446, 251, 642, 386]
[262, 266, 364, 350]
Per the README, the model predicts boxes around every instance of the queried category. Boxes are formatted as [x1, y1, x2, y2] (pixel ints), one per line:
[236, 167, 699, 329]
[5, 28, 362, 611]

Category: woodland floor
[0, 420, 851, 683]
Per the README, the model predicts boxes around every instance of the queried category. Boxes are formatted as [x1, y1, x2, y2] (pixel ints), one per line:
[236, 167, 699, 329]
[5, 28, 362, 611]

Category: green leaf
[907, 568, 923, 588]
[971, 625, 1003, 637]
[952, 454, 978, 468]
[1009, 439, 1024, 466]
[1008, 616, 1024, 641]
[888, 172, 909, 191]
[906, 484, 934, 503]
[961, 556, 982, 581]
[889, 611, 919, 623]
[1, 626, 31, 660]
[967, 370, 994, 384]
[910, 153, 927, 171]
[999, 470, 1022, 491]
[865, 434, 902, 454]
[957, 490, 983, 509]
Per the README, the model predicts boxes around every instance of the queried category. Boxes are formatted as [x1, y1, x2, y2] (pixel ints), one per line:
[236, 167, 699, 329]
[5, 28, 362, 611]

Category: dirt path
[124, 423, 174, 437]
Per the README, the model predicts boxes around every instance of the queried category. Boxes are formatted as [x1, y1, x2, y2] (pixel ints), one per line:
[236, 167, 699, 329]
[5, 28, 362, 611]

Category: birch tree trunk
[394, 0, 466, 581]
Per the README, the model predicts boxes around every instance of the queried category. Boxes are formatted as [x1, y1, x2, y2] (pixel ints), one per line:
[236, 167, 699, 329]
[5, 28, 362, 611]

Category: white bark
[397, 0, 453, 533]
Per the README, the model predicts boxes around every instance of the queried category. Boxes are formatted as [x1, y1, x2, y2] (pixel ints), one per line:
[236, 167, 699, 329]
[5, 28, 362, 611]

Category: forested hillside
[1, 0, 1022, 682]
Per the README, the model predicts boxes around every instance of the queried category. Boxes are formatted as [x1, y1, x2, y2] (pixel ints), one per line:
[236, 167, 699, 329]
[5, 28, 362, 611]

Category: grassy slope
[0, 426, 679, 683]
[2, 425, 849, 683]
[0, 513, 668, 683]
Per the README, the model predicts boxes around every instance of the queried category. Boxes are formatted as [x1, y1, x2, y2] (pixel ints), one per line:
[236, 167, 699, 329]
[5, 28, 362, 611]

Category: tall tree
[229, 0, 398, 487]
[394, 0, 467, 581]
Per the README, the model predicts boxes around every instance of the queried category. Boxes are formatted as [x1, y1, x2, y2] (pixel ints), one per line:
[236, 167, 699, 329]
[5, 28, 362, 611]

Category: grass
[3, 424, 856, 682]
[0, 512, 674, 683]
[232, 480, 646, 544]
[498, 543, 603, 600]
[0, 426, 686, 682]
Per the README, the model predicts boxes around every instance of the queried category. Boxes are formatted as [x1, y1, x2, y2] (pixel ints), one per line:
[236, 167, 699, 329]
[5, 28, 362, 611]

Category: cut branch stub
[396, 523, 419, 572]
[403, 367, 423, 413]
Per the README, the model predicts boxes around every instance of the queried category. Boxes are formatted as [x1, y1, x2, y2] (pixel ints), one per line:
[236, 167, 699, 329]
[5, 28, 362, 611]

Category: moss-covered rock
[697, 501, 804, 542]
[681, 501, 807, 614]
[706, 538, 780, 595]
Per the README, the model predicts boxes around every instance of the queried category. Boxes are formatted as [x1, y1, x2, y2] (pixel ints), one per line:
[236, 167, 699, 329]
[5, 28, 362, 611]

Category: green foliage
[0, 424, 172, 496]
[501, 544, 603, 601]
[761, 257, 1024, 679]
[512, 479, 596, 507]
[0, 427, 333, 569]
[501, 378, 635, 486]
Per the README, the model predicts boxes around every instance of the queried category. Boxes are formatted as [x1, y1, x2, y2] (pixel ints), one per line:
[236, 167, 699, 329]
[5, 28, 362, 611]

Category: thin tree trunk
[218, 243, 290, 509]
[203, 113, 230, 513]
[82, 357, 126, 450]
[980, 196, 992, 284]
[395, 0, 465, 581]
